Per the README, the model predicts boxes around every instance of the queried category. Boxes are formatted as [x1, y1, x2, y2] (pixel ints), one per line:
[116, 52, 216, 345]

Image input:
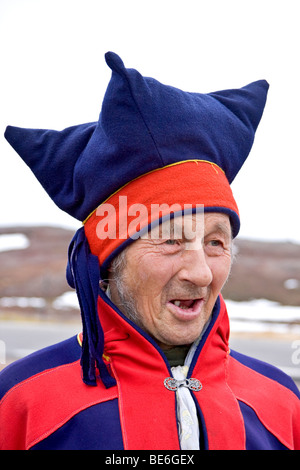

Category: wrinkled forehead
[141, 212, 231, 241]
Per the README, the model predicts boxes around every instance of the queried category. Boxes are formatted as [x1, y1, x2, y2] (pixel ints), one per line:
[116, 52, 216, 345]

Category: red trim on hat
[85, 161, 239, 266]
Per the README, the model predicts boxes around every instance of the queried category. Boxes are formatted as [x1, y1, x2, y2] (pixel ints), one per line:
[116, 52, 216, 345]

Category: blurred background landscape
[1, 225, 299, 388]
[1, 225, 300, 318]
[1, 1, 300, 389]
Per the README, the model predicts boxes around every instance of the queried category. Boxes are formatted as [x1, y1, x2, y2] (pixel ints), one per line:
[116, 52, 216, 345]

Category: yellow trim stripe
[77, 332, 82, 347]
[83, 159, 223, 224]
[76, 333, 110, 362]
[102, 354, 111, 362]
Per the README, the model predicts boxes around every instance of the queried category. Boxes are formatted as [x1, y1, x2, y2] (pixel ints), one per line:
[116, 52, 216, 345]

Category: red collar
[97, 292, 245, 450]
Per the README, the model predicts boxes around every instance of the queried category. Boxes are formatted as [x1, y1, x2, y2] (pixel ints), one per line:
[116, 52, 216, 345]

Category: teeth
[173, 300, 191, 309]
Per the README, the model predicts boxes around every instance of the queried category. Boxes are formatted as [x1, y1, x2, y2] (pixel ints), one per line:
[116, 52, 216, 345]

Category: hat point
[105, 51, 125, 73]
[4, 53, 269, 223]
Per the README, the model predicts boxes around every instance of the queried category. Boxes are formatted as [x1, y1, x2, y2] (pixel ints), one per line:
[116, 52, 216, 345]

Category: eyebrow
[205, 222, 232, 240]
[143, 218, 232, 242]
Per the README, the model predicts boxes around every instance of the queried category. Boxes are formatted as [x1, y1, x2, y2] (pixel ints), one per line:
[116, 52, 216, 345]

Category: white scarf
[171, 317, 212, 450]
[171, 364, 200, 450]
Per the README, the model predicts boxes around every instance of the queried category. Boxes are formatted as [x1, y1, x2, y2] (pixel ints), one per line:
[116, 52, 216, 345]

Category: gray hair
[105, 247, 142, 325]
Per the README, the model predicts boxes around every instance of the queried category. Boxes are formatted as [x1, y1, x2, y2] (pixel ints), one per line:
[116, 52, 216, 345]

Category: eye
[164, 239, 177, 245]
[162, 239, 182, 251]
[209, 240, 221, 246]
[205, 238, 225, 255]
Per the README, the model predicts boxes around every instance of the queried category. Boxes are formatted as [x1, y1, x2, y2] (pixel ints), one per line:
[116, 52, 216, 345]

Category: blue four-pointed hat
[5, 52, 269, 223]
[4, 53, 269, 387]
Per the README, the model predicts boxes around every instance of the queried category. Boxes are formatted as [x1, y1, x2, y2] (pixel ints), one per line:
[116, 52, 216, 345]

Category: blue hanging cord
[66, 227, 116, 388]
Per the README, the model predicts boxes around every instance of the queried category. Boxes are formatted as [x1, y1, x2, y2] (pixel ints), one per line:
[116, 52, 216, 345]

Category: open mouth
[170, 299, 197, 310]
[167, 298, 205, 319]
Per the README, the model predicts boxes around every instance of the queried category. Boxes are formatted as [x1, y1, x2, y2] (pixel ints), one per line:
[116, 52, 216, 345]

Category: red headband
[84, 160, 239, 271]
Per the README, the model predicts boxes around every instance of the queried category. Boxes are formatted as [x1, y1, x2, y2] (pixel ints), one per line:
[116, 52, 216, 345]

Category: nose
[177, 245, 213, 287]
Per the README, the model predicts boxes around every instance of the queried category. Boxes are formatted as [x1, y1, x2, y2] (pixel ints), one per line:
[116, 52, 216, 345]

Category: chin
[157, 328, 204, 349]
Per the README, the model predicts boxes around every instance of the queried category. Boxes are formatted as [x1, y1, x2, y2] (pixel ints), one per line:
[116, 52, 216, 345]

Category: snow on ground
[226, 299, 300, 335]
[52, 291, 79, 310]
[0, 297, 46, 308]
[0, 293, 299, 336]
[0, 292, 79, 311]
[0, 233, 30, 252]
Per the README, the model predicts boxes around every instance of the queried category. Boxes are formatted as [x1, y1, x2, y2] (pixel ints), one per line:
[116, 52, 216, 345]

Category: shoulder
[0, 335, 82, 400]
[229, 348, 300, 398]
[0, 335, 119, 450]
[228, 349, 300, 449]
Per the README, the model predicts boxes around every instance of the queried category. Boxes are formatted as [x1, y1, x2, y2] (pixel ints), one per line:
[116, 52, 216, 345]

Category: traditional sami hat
[4, 52, 269, 386]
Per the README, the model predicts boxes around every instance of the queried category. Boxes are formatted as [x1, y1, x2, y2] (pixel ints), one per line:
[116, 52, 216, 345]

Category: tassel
[67, 227, 116, 388]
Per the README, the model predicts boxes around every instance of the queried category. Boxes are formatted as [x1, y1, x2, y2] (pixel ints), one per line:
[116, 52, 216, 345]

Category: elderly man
[1, 53, 299, 450]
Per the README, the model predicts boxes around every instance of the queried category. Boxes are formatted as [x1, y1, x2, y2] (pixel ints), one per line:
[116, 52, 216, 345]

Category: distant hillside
[0, 226, 299, 319]
[222, 238, 300, 306]
[0, 226, 76, 319]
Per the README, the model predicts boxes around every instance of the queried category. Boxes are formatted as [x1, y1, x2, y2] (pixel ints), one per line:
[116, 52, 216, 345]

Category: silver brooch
[164, 377, 202, 392]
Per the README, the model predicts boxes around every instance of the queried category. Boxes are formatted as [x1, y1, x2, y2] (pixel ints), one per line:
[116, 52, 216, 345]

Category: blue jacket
[0, 294, 299, 450]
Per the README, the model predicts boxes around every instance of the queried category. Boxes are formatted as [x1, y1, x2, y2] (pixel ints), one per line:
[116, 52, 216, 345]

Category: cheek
[208, 256, 232, 289]
[126, 253, 178, 300]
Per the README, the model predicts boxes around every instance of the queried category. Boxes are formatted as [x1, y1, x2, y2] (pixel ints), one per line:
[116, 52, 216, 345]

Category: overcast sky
[1, 0, 299, 243]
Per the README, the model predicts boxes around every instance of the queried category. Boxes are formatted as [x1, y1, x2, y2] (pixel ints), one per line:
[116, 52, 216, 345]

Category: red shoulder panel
[0, 360, 118, 450]
[227, 355, 300, 449]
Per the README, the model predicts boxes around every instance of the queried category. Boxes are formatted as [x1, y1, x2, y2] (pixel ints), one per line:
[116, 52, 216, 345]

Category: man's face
[109, 212, 232, 350]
